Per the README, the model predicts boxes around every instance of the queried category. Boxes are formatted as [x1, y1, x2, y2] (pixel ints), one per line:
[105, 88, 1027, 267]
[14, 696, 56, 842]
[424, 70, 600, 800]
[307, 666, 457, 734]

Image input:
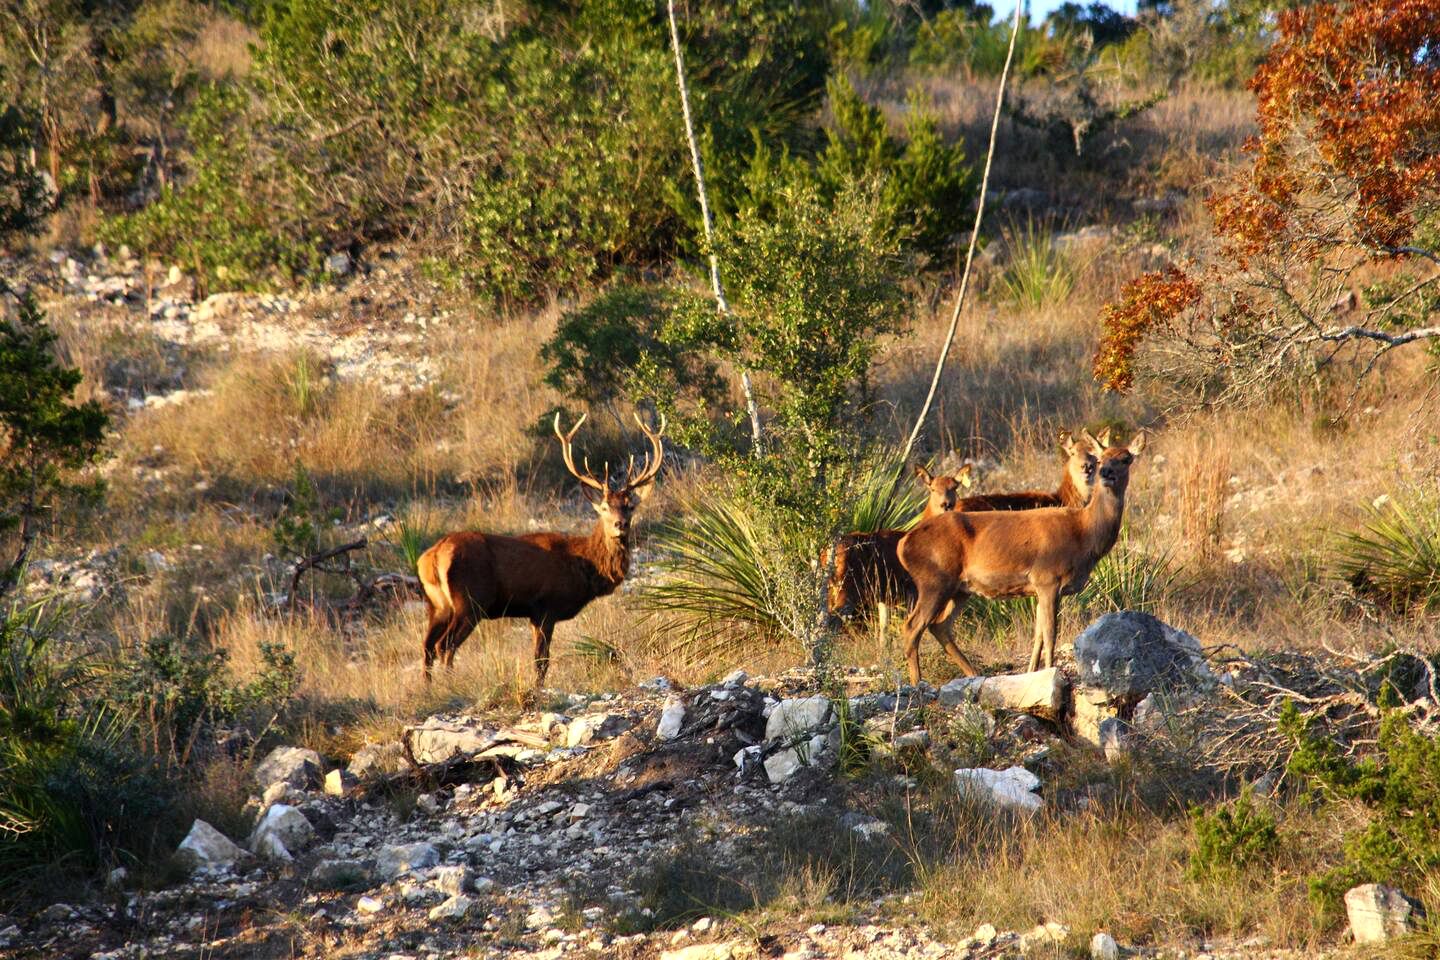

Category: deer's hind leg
[901, 588, 954, 685]
[929, 600, 980, 677]
[437, 593, 481, 672]
[422, 603, 449, 683]
[530, 619, 556, 689]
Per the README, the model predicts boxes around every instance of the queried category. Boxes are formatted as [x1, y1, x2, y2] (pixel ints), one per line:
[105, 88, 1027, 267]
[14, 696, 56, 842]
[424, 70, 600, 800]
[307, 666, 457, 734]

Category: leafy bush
[1186, 788, 1279, 880]
[1282, 702, 1440, 916]
[0, 603, 167, 892]
[1335, 487, 1440, 614]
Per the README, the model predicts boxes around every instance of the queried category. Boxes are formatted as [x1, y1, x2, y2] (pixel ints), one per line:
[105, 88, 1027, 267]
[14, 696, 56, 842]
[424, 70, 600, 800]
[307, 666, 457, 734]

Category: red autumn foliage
[1094, 266, 1201, 394]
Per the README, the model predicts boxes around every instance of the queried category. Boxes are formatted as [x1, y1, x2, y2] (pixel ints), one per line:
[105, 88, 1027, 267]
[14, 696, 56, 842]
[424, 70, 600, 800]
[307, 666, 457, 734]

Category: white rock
[404, 718, 491, 764]
[253, 746, 323, 789]
[348, 741, 407, 778]
[376, 842, 440, 880]
[325, 251, 353, 276]
[661, 942, 742, 960]
[427, 894, 474, 921]
[324, 768, 358, 797]
[1345, 883, 1424, 943]
[415, 792, 440, 815]
[176, 820, 245, 871]
[566, 713, 632, 747]
[973, 923, 998, 944]
[261, 781, 288, 807]
[431, 864, 472, 896]
[657, 698, 685, 740]
[248, 804, 314, 857]
[764, 696, 833, 742]
[954, 766, 1043, 813]
[720, 669, 748, 687]
[1021, 921, 1070, 950]
[356, 896, 386, 915]
[1090, 932, 1119, 960]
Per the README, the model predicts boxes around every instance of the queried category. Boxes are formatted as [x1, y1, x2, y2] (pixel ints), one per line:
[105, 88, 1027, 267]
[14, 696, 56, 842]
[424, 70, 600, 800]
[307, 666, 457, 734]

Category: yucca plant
[1335, 487, 1440, 613]
[1076, 534, 1186, 614]
[389, 508, 444, 571]
[641, 454, 927, 668]
[997, 218, 1076, 310]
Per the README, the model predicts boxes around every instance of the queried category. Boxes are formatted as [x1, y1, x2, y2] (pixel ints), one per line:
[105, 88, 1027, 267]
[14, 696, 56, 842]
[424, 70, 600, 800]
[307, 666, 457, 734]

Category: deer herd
[417, 414, 1146, 689]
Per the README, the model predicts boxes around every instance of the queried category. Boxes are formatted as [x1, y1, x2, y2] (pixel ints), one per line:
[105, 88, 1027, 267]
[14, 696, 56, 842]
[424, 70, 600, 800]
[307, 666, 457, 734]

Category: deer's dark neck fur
[574, 522, 630, 594]
[1079, 481, 1126, 561]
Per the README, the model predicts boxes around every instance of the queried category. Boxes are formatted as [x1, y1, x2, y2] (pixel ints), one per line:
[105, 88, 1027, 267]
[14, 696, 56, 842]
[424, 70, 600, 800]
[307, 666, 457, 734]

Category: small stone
[415, 792, 440, 815]
[566, 713, 632, 747]
[176, 819, 246, 871]
[1345, 883, 1424, 943]
[376, 842, 440, 880]
[1090, 932, 1119, 960]
[348, 741, 408, 779]
[894, 730, 930, 751]
[692, 917, 714, 933]
[721, 669, 748, 687]
[248, 803, 314, 857]
[106, 866, 127, 889]
[764, 696, 833, 742]
[973, 923, 998, 945]
[325, 251, 353, 276]
[324, 768, 358, 797]
[431, 864, 471, 896]
[661, 942, 742, 960]
[261, 781, 288, 807]
[356, 896, 386, 915]
[955, 766, 1043, 813]
[657, 698, 685, 740]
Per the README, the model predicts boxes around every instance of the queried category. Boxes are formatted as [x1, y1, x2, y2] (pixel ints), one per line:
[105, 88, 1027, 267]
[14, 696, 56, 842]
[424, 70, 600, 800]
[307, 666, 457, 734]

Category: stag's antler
[623, 412, 667, 490]
[554, 412, 608, 493]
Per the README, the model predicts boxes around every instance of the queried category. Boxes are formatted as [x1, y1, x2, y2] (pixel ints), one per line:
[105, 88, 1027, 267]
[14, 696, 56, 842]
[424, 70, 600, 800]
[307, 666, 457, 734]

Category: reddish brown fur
[417, 415, 662, 687]
[895, 430, 1144, 683]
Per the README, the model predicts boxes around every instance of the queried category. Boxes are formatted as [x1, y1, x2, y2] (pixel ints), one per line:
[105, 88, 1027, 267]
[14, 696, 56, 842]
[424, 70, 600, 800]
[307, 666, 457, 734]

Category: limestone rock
[253, 746, 324, 789]
[405, 718, 491, 764]
[248, 804, 314, 858]
[1072, 611, 1210, 704]
[1090, 932, 1119, 960]
[376, 841, 440, 880]
[661, 941, 745, 960]
[428, 894, 474, 921]
[764, 696, 833, 742]
[939, 669, 1067, 718]
[324, 768, 359, 797]
[348, 741, 408, 779]
[954, 765, 1043, 813]
[431, 864, 472, 896]
[1345, 883, 1424, 943]
[566, 712, 633, 747]
[656, 698, 685, 740]
[176, 820, 245, 871]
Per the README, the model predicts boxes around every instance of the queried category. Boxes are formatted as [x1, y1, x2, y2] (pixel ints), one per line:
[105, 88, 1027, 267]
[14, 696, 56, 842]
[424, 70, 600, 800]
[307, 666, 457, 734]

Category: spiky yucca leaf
[1336, 489, 1440, 613]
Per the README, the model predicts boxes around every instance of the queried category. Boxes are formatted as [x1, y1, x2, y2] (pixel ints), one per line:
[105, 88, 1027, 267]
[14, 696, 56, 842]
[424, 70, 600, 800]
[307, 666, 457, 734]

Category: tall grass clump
[996, 219, 1076, 310]
[1078, 534, 1186, 614]
[1335, 485, 1440, 613]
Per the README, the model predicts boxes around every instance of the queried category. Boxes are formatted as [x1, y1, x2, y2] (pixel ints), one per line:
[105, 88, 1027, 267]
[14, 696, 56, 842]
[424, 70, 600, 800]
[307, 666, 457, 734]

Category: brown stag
[896, 430, 1145, 683]
[825, 464, 973, 629]
[417, 412, 665, 686]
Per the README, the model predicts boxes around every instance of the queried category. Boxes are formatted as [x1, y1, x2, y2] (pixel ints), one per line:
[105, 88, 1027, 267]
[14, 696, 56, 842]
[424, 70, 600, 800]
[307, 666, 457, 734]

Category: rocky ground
[0, 617, 1351, 960]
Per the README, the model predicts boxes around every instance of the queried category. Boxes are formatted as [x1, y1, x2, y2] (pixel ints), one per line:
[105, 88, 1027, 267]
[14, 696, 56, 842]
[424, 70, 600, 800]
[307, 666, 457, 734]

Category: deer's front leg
[1029, 585, 1059, 672]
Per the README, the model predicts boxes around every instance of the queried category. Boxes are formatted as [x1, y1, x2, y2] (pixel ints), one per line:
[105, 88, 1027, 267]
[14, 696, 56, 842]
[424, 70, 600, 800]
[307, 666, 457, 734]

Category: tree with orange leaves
[1096, 0, 1440, 404]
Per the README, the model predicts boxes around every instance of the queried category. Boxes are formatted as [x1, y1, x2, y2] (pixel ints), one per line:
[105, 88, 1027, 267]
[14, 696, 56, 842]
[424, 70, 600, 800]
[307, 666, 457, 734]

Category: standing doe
[896, 430, 1145, 683]
[417, 413, 664, 687]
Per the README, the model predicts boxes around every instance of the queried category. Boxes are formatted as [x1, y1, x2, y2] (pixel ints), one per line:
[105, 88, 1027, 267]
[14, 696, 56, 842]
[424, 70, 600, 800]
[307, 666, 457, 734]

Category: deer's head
[1060, 428, 1108, 500]
[913, 463, 974, 513]
[555, 412, 666, 541]
[1090, 428, 1146, 498]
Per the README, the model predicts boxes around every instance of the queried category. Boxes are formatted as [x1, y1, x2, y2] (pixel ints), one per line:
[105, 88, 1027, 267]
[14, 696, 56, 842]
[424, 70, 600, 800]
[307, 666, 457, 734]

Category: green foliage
[1077, 535, 1185, 614]
[1282, 701, 1440, 915]
[101, 82, 322, 290]
[1335, 486, 1440, 613]
[272, 462, 342, 560]
[1361, 276, 1440, 332]
[0, 292, 110, 597]
[816, 77, 973, 257]
[103, 634, 300, 764]
[0, 603, 167, 893]
[1186, 788, 1279, 880]
[996, 219, 1077, 310]
[0, 93, 48, 238]
[540, 284, 726, 433]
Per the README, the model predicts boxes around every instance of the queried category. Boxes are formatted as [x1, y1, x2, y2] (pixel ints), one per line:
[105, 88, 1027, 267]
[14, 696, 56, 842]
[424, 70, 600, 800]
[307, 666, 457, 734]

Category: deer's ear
[1127, 430, 1148, 456]
[581, 485, 608, 509]
[956, 464, 974, 489]
[629, 479, 655, 504]
[1097, 426, 1114, 448]
[1058, 430, 1075, 455]
[913, 464, 933, 485]
[1080, 428, 1105, 456]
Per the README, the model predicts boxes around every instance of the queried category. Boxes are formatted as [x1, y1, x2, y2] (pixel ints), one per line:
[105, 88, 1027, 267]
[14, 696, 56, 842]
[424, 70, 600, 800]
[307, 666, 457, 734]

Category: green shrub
[1281, 702, 1440, 916]
[1186, 788, 1279, 880]
[1335, 487, 1440, 614]
[0, 603, 167, 894]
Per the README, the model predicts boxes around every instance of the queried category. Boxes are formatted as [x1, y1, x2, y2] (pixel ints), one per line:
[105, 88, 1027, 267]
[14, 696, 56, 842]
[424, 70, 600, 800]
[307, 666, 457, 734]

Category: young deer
[825, 464, 973, 627]
[896, 430, 1145, 683]
[953, 429, 1106, 513]
[417, 413, 664, 687]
